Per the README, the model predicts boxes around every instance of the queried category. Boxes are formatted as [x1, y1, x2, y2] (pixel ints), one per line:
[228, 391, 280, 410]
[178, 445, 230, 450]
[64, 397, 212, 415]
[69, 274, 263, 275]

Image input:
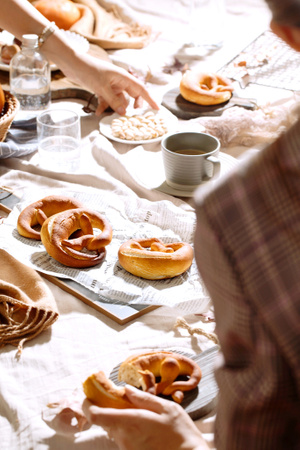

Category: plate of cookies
[99, 107, 178, 145]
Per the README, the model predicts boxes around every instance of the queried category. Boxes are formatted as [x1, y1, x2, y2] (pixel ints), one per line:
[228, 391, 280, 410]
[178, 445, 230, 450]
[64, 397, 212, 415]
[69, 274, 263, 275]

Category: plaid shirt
[194, 117, 300, 450]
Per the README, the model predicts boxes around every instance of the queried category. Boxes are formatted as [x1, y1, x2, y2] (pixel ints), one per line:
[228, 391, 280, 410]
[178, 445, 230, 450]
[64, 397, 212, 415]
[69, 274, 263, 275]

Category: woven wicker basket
[0, 91, 19, 143]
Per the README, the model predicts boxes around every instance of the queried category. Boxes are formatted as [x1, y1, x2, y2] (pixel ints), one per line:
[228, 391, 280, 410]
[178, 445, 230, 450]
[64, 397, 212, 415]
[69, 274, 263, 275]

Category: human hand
[82, 385, 209, 450]
[64, 54, 159, 116]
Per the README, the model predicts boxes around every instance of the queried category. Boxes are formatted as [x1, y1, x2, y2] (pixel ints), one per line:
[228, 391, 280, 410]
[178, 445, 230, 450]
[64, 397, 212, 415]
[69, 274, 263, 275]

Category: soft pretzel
[83, 371, 137, 409]
[119, 351, 202, 403]
[118, 238, 194, 280]
[17, 195, 83, 240]
[83, 351, 201, 408]
[180, 70, 234, 106]
[40, 208, 113, 268]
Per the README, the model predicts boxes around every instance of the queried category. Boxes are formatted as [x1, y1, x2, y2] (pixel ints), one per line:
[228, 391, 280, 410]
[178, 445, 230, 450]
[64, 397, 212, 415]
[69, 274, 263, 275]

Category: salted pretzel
[180, 70, 234, 106]
[83, 351, 202, 408]
[17, 195, 83, 240]
[118, 237, 194, 280]
[40, 208, 113, 268]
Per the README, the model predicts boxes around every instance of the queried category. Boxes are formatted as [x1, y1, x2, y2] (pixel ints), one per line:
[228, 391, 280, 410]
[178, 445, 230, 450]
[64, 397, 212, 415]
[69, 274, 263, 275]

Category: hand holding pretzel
[82, 384, 209, 450]
[41, 208, 113, 268]
[83, 351, 201, 409]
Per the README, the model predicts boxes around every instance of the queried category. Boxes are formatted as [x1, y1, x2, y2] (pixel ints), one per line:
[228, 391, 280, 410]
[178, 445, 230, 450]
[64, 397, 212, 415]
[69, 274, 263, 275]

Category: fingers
[82, 398, 151, 432]
[107, 70, 159, 114]
[82, 386, 171, 427]
[123, 80, 159, 111]
[95, 97, 109, 116]
[95, 88, 130, 116]
[91, 62, 159, 115]
[133, 95, 143, 109]
[124, 385, 170, 414]
[95, 91, 128, 116]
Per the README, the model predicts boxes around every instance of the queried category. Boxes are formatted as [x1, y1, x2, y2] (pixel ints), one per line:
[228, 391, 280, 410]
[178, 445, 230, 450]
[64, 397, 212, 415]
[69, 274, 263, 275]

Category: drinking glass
[186, 0, 225, 50]
[37, 109, 81, 172]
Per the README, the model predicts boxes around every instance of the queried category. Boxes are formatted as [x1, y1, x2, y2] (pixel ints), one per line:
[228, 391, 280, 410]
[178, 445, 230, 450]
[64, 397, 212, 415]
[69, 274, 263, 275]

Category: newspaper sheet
[0, 185, 211, 313]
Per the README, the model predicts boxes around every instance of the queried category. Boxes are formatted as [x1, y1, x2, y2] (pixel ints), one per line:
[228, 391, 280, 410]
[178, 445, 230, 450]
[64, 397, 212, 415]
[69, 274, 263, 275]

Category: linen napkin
[0, 249, 59, 356]
[0, 117, 37, 159]
[70, 0, 152, 49]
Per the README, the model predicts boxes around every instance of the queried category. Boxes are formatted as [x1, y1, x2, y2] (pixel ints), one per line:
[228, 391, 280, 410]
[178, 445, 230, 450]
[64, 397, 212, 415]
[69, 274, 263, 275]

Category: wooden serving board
[162, 87, 257, 120]
[110, 346, 219, 420]
[0, 192, 158, 325]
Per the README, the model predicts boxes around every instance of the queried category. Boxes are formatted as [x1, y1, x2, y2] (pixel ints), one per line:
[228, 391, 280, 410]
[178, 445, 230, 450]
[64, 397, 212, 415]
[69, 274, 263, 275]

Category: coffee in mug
[173, 149, 208, 155]
[161, 131, 220, 191]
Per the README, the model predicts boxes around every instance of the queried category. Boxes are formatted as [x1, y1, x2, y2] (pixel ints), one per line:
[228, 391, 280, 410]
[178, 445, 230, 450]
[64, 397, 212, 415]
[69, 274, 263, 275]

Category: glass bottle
[10, 34, 51, 111]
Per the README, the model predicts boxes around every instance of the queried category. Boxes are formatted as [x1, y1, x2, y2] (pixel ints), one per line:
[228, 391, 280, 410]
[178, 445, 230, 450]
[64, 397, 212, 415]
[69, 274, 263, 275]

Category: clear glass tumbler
[37, 109, 81, 173]
[186, 0, 225, 50]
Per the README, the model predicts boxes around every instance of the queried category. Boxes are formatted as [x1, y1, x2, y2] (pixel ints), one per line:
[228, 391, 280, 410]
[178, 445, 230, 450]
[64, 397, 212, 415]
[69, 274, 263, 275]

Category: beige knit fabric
[0, 249, 59, 357]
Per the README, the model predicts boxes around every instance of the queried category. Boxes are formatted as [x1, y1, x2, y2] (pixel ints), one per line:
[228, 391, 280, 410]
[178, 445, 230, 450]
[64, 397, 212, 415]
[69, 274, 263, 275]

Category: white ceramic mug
[161, 131, 221, 191]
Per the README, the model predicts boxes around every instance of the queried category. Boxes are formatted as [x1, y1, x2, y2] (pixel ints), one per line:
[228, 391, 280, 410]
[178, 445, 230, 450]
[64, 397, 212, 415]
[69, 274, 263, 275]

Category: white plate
[0, 30, 89, 72]
[99, 107, 178, 145]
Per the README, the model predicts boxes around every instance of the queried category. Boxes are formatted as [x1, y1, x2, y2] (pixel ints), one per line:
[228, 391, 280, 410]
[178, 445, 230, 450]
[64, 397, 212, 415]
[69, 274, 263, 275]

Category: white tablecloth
[1, 1, 299, 449]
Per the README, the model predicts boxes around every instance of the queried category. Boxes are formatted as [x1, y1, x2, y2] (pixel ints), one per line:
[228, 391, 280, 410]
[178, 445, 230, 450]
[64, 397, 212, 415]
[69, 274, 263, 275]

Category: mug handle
[203, 155, 221, 180]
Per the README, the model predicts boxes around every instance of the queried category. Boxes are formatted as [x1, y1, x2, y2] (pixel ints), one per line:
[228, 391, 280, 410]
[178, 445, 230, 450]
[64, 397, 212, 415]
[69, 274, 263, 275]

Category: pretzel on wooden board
[17, 195, 83, 240]
[40, 208, 113, 268]
[118, 237, 194, 280]
[180, 70, 234, 106]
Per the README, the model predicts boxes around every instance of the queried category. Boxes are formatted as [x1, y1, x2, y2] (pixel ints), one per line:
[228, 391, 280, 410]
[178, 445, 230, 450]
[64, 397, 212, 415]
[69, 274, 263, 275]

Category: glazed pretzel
[180, 70, 234, 106]
[118, 237, 194, 279]
[118, 351, 202, 403]
[40, 208, 113, 268]
[17, 195, 83, 240]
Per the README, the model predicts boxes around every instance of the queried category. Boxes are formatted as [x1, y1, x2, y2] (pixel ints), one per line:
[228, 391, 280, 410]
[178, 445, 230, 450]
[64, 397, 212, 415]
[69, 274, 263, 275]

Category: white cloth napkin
[0, 117, 37, 159]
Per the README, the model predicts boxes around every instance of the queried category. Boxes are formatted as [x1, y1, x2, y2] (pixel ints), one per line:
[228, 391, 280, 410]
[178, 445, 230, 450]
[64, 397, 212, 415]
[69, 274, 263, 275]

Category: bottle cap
[22, 34, 38, 48]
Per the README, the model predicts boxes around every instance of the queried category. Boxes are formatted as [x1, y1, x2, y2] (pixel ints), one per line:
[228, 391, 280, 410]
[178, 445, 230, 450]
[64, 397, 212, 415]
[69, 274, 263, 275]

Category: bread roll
[34, 0, 81, 30]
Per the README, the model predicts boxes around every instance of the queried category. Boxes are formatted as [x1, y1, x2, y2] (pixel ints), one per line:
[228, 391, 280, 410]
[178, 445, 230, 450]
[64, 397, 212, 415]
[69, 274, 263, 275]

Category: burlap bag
[0, 249, 59, 357]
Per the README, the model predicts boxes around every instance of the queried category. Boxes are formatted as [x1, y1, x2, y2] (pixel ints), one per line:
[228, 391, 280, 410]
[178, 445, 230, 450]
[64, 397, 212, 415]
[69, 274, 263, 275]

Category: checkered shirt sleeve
[194, 117, 300, 449]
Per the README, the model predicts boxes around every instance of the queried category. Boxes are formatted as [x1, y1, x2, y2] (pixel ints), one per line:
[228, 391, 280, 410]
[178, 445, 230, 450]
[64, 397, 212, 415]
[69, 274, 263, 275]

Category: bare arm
[1, 0, 159, 115]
